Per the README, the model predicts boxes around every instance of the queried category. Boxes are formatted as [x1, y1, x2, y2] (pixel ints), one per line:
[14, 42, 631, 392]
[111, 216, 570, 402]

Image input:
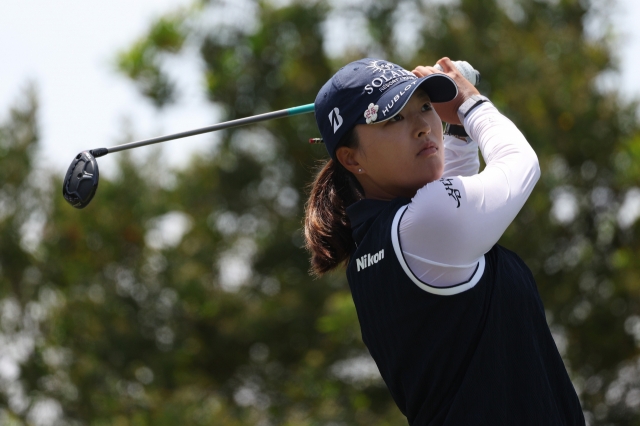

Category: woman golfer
[304, 57, 585, 425]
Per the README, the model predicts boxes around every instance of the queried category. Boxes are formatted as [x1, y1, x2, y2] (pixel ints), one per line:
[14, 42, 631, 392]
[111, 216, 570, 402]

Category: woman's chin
[421, 168, 444, 186]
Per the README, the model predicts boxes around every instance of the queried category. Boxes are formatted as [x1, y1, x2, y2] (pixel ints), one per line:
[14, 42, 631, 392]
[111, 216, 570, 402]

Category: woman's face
[339, 89, 445, 200]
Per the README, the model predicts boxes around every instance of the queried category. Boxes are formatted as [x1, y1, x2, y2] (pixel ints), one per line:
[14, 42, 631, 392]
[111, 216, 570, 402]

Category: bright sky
[1, 0, 639, 178]
[0, 0, 213, 177]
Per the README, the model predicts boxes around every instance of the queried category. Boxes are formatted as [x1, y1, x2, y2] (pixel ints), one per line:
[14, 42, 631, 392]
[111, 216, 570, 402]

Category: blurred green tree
[1, 0, 640, 425]
[0, 87, 72, 426]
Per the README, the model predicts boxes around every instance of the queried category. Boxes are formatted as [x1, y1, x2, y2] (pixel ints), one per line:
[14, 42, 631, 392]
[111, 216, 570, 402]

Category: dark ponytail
[304, 129, 364, 276]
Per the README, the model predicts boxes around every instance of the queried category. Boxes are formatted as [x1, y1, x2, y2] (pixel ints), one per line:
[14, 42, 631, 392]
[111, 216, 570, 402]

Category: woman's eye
[422, 103, 433, 112]
[390, 114, 404, 122]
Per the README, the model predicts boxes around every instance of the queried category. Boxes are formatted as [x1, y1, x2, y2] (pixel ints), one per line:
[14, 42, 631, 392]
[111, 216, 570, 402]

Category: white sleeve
[442, 135, 479, 178]
[395, 102, 540, 290]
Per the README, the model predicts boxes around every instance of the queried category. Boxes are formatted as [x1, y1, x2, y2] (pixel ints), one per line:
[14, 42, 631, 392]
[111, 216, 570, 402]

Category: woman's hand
[412, 57, 481, 125]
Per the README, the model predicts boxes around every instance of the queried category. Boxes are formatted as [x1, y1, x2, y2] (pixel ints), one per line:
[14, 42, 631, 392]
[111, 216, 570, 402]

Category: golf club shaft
[94, 103, 315, 157]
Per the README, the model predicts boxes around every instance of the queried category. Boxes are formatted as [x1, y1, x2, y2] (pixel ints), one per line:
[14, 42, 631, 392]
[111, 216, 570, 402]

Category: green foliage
[116, 14, 188, 108]
[0, 87, 40, 303]
[1, 0, 640, 424]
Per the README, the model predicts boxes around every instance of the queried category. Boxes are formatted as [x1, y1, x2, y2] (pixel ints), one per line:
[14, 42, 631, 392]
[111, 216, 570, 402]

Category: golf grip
[434, 61, 480, 87]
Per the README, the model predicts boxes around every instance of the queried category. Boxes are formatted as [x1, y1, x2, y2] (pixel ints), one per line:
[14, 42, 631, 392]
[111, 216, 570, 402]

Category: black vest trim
[391, 204, 485, 295]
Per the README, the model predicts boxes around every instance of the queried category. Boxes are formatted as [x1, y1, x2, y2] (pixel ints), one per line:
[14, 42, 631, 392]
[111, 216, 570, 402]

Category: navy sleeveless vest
[345, 198, 584, 426]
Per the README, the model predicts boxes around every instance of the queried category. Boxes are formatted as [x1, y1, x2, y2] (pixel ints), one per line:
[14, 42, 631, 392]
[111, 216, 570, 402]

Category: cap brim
[418, 73, 458, 103]
[374, 73, 458, 123]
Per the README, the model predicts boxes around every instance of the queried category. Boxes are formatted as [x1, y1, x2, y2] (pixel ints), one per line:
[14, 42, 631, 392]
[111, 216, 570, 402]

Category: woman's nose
[414, 114, 431, 138]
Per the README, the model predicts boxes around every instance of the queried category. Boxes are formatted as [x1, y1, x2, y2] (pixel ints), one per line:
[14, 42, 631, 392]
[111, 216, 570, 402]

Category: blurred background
[1, 0, 640, 424]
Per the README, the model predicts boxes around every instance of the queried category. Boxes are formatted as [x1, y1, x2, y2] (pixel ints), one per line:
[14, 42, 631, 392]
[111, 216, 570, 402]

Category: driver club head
[62, 151, 100, 209]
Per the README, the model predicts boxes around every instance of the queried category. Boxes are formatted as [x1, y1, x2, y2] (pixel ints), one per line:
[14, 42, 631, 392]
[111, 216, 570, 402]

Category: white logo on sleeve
[356, 249, 385, 272]
[328, 107, 343, 133]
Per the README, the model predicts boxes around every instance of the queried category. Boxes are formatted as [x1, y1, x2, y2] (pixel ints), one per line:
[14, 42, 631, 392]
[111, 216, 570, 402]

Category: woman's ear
[335, 146, 363, 175]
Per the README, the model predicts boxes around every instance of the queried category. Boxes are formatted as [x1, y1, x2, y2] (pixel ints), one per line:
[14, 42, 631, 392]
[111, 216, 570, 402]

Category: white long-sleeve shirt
[397, 102, 540, 288]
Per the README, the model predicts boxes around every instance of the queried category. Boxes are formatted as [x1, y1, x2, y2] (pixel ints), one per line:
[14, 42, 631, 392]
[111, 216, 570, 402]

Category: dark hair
[304, 128, 364, 276]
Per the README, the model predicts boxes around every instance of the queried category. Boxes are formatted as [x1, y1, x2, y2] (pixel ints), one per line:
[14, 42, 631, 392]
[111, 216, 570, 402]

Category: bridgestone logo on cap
[329, 107, 343, 133]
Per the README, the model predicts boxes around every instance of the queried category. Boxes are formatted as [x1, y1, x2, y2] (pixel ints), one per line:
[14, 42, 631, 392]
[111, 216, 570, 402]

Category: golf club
[62, 60, 480, 210]
[62, 103, 315, 209]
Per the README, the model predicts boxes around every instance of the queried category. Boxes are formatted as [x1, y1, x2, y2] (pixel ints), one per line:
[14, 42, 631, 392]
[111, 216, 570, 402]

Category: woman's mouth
[417, 143, 437, 157]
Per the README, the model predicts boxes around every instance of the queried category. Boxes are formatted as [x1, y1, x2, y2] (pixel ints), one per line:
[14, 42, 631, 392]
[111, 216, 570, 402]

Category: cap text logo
[328, 107, 343, 133]
[363, 61, 416, 95]
[366, 60, 394, 73]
